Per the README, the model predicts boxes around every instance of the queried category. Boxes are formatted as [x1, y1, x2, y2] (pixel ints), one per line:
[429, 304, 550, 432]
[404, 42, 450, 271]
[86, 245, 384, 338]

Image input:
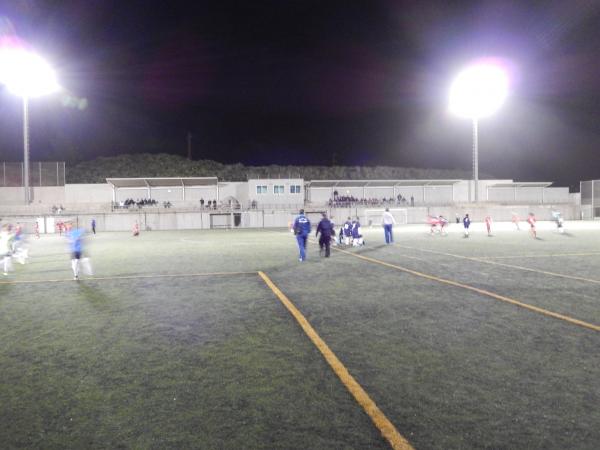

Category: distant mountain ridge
[66, 153, 485, 183]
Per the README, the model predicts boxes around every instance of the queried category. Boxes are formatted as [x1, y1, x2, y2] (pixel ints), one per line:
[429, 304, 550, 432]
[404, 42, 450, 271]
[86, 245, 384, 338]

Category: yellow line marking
[0, 271, 256, 285]
[400, 245, 600, 286]
[258, 271, 414, 450]
[479, 252, 600, 259]
[333, 248, 600, 333]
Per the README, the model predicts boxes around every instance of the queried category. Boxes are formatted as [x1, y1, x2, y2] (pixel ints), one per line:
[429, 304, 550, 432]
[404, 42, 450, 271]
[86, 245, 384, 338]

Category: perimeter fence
[1, 162, 66, 187]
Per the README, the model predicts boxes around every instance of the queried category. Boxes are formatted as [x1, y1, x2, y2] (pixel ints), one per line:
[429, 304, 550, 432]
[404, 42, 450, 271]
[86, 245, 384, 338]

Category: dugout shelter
[106, 177, 219, 203]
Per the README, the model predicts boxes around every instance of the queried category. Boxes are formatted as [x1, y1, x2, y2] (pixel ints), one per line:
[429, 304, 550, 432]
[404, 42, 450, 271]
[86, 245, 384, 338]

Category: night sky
[1, 0, 600, 189]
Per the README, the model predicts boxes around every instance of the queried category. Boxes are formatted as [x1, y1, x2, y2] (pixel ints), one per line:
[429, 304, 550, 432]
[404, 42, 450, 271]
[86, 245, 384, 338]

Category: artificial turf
[0, 226, 599, 449]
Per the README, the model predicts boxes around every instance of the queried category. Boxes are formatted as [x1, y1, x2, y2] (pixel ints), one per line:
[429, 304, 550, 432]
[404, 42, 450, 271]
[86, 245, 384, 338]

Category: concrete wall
[182, 186, 218, 202]
[308, 187, 332, 203]
[219, 182, 249, 206]
[0, 187, 27, 204]
[0, 186, 67, 205]
[0, 201, 581, 235]
[364, 187, 394, 198]
[66, 184, 113, 203]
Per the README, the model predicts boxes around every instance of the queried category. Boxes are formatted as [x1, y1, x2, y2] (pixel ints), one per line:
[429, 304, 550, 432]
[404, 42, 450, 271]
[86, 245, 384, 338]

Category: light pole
[0, 47, 59, 204]
[449, 63, 508, 202]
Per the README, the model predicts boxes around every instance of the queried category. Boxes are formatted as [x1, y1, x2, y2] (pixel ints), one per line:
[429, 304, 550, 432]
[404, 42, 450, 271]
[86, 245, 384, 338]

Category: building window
[290, 185, 301, 194]
[256, 185, 268, 194]
[274, 185, 284, 194]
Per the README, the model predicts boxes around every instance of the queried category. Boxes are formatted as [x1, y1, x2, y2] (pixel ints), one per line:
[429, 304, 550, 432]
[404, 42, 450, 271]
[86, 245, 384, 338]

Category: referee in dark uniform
[316, 213, 335, 257]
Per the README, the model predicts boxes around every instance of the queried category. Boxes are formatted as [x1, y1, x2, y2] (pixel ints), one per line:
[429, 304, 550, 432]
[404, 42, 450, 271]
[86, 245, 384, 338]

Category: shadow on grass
[76, 282, 117, 313]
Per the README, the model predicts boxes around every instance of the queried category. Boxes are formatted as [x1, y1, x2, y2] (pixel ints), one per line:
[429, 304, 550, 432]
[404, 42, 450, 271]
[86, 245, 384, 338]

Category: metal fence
[580, 180, 600, 218]
[1, 161, 65, 187]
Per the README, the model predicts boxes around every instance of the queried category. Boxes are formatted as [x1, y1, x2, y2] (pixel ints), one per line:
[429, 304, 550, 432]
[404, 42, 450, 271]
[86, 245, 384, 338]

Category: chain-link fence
[1, 162, 65, 187]
[580, 180, 600, 218]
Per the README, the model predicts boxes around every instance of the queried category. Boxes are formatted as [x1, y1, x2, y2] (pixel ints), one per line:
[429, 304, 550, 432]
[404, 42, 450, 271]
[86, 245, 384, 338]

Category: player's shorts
[72, 251, 82, 260]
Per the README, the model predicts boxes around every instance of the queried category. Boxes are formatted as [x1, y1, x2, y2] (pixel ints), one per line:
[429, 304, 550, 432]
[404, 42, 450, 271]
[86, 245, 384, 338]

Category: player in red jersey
[427, 216, 440, 234]
[485, 216, 492, 236]
[527, 213, 536, 239]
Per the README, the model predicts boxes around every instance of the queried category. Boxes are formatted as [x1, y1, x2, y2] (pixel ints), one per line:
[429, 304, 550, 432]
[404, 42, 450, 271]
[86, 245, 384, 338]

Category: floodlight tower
[0, 48, 59, 204]
[449, 63, 508, 202]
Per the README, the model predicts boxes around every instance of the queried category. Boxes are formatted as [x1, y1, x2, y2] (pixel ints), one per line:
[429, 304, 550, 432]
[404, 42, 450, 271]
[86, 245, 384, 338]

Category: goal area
[365, 208, 408, 227]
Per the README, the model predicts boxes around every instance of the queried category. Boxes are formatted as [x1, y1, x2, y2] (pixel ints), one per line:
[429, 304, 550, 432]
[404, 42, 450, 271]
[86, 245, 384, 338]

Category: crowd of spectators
[113, 198, 158, 209]
[329, 193, 414, 207]
[199, 199, 219, 209]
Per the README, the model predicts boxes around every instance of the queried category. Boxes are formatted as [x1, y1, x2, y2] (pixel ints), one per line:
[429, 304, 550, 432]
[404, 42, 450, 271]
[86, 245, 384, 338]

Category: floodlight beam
[449, 62, 508, 203]
[0, 48, 59, 203]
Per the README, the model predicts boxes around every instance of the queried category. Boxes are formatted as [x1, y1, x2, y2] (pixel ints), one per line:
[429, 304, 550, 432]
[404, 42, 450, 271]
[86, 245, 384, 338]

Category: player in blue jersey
[343, 217, 353, 246]
[463, 213, 471, 237]
[351, 216, 364, 246]
[67, 224, 93, 280]
[293, 209, 311, 261]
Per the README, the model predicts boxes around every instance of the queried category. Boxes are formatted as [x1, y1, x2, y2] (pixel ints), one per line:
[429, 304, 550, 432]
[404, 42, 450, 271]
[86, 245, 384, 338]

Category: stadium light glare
[0, 48, 59, 97]
[449, 62, 508, 202]
[0, 47, 60, 204]
[449, 64, 508, 119]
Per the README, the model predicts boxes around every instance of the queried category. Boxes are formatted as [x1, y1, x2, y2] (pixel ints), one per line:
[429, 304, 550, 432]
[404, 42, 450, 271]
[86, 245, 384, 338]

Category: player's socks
[71, 259, 79, 279]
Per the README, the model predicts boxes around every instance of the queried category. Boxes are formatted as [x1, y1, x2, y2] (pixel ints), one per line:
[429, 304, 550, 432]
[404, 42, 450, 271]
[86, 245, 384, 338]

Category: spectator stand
[107, 177, 219, 208]
[305, 179, 463, 206]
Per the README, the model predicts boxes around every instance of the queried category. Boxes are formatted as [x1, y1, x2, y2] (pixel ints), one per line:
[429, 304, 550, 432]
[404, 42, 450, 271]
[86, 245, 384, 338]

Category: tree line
[66, 153, 479, 183]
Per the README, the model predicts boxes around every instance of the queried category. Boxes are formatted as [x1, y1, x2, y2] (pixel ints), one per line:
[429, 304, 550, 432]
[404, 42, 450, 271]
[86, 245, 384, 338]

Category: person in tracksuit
[293, 209, 311, 261]
[316, 213, 335, 257]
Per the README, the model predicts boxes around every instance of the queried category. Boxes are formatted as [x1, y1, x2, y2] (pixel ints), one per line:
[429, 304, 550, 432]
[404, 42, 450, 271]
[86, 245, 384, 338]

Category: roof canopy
[106, 177, 218, 188]
[306, 179, 462, 188]
[488, 182, 553, 188]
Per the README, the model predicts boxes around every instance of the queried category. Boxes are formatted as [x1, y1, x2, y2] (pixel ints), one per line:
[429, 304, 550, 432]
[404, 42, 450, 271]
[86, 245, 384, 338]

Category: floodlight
[449, 64, 508, 119]
[0, 48, 59, 97]
[0, 47, 60, 203]
[448, 62, 509, 202]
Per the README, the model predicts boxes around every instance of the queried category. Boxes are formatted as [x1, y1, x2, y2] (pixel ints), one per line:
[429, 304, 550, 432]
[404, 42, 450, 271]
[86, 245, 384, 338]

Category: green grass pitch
[0, 226, 599, 449]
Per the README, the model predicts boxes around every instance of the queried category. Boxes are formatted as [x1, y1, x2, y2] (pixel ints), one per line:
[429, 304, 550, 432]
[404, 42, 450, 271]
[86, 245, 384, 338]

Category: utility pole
[187, 132, 192, 160]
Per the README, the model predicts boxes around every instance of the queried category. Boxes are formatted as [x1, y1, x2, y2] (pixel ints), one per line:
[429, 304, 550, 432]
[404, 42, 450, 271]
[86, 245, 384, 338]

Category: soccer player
[293, 209, 311, 261]
[12, 223, 28, 265]
[132, 221, 140, 236]
[485, 215, 492, 236]
[438, 215, 448, 236]
[463, 213, 471, 237]
[557, 215, 564, 234]
[343, 217, 353, 246]
[315, 213, 334, 257]
[382, 208, 396, 244]
[34, 221, 40, 238]
[67, 226, 92, 280]
[427, 216, 439, 235]
[91, 218, 96, 235]
[352, 216, 364, 246]
[0, 224, 14, 276]
[527, 213, 537, 239]
[512, 213, 520, 231]
[552, 211, 564, 234]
